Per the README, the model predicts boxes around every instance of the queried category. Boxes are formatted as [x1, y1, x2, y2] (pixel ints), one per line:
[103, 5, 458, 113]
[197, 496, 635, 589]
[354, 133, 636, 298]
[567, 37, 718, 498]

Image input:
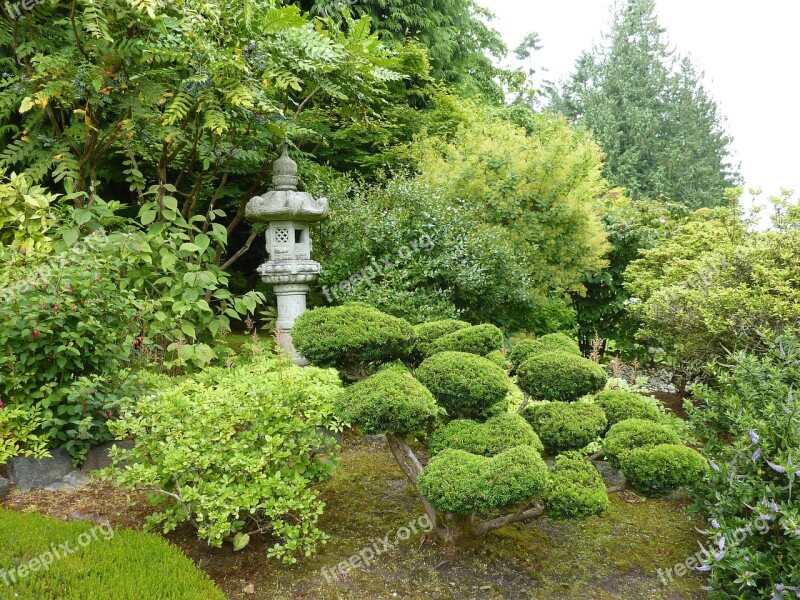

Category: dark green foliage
[429, 324, 504, 357]
[0, 509, 225, 599]
[544, 457, 610, 519]
[603, 418, 681, 469]
[292, 304, 414, 376]
[522, 402, 608, 453]
[416, 351, 510, 419]
[516, 351, 608, 401]
[336, 369, 442, 435]
[509, 333, 581, 371]
[418, 446, 549, 515]
[593, 390, 660, 427]
[412, 319, 471, 362]
[619, 444, 708, 497]
[428, 413, 543, 457]
[484, 350, 510, 370]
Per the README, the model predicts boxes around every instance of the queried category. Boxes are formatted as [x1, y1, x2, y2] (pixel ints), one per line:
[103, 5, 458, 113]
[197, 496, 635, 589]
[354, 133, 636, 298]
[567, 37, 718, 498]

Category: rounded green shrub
[428, 412, 544, 456]
[544, 456, 610, 519]
[418, 446, 549, 515]
[509, 333, 581, 371]
[593, 390, 661, 427]
[521, 401, 607, 453]
[412, 319, 471, 361]
[516, 351, 608, 401]
[603, 418, 682, 469]
[429, 324, 504, 357]
[336, 369, 442, 435]
[416, 351, 510, 419]
[292, 303, 414, 376]
[619, 444, 709, 497]
[485, 350, 511, 370]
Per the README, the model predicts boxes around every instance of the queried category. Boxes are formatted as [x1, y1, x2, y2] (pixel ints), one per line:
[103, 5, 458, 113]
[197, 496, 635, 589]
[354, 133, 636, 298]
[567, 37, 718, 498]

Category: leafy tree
[551, 0, 739, 209]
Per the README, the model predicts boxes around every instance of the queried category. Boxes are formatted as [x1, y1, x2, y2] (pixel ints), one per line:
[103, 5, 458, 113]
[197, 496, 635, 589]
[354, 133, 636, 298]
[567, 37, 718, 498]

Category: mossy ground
[2, 435, 705, 599]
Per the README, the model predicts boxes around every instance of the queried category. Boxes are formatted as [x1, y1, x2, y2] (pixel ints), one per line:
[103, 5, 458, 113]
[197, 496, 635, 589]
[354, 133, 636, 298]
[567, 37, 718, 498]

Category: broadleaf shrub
[544, 456, 610, 519]
[619, 444, 708, 497]
[593, 390, 660, 427]
[0, 403, 49, 466]
[522, 401, 607, 453]
[603, 418, 681, 469]
[516, 351, 608, 401]
[428, 412, 543, 456]
[429, 324, 504, 357]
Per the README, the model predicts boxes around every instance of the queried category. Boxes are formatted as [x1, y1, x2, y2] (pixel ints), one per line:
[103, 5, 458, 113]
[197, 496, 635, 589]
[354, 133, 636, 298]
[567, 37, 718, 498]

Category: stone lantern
[245, 147, 329, 364]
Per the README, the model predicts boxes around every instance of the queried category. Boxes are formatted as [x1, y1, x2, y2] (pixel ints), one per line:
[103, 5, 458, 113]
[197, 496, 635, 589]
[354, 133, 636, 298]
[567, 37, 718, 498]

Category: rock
[593, 460, 627, 489]
[0, 476, 10, 500]
[81, 441, 134, 472]
[63, 470, 92, 489]
[8, 448, 74, 492]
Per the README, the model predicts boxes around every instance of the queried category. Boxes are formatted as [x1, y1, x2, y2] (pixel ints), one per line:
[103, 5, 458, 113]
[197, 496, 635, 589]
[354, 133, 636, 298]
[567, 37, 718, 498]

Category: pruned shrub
[412, 319, 471, 362]
[509, 333, 581, 371]
[593, 390, 660, 427]
[522, 402, 607, 453]
[418, 446, 549, 515]
[544, 456, 610, 519]
[428, 412, 543, 456]
[516, 351, 608, 401]
[292, 303, 414, 378]
[416, 351, 510, 419]
[603, 418, 681, 469]
[429, 324, 504, 357]
[484, 350, 510, 370]
[619, 444, 708, 497]
[336, 369, 442, 435]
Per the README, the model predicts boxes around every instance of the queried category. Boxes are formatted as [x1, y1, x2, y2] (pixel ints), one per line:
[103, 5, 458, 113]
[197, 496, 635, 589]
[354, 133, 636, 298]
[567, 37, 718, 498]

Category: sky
[477, 0, 800, 211]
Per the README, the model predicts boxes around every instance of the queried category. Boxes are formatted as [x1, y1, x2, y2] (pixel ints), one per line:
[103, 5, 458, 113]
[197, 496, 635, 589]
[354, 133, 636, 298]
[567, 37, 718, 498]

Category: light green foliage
[0, 509, 225, 599]
[516, 351, 608, 402]
[428, 412, 543, 457]
[416, 351, 510, 420]
[292, 304, 414, 378]
[0, 170, 57, 251]
[429, 324, 504, 357]
[418, 446, 549, 515]
[619, 444, 708, 497]
[0, 404, 49, 466]
[544, 456, 610, 519]
[551, 0, 738, 209]
[336, 369, 442, 435]
[484, 350, 510, 370]
[593, 390, 660, 428]
[412, 319, 471, 362]
[106, 353, 343, 562]
[603, 418, 681, 469]
[509, 333, 581, 371]
[521, 401, 607, 453]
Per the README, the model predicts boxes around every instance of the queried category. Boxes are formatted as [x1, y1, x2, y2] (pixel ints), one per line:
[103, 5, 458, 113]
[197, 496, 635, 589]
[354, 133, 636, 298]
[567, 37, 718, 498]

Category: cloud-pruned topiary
[428, 412, 544, 457]
[429, 324, 504, 357]
[416, 351, 510, 420]
[418, 446, 549, 515]
[593, 390, 661, 428]
[509, 333, 581, 371]
[544, 456, 610, 519]
[516, 351, 608, 401]
[603, 418, 682, 469]
[336, 369, 443, 435]
[292, 303, 414, 378]
[521, 401, 607, 453]
[484, 350, 511, 371]
[412, 319, 471, 362]
[619, 444, 708, 497]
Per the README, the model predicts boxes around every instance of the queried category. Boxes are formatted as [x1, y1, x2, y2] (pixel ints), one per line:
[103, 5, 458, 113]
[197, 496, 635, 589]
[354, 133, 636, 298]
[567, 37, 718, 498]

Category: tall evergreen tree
[551, 0, 740, 209]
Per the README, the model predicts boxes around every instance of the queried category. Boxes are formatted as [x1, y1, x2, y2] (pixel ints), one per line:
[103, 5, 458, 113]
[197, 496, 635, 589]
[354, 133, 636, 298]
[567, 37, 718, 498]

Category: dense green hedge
[484, 350, 511, 370]
[418, 446, 549, 515]
[516, 351, 608, 401]
[429, 324, 504, 357]
[603, 418, 681, 469]
[412, 319, 471, 362]
[509, 333, 581, 371]
[428, 412, 543, 456]
[336, 368, 442, 435]
[544, 456, 610, 519]
[521, 402, 607, 453]
[416, 351, 510, 420]
[593, 390, 660, 427]
[619, 444, 708, 497]
[0, 509, 225, 599]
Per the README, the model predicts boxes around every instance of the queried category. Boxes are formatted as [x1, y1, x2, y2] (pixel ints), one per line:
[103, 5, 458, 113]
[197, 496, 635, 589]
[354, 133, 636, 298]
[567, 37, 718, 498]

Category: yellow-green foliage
[411, 319, 471, 362]
[0, 509, 225, 599]
[593, 389, 660, 427]
[509, 333, 581, 371]
[0, 171, 57, 251]
[603, 418, 682, 469]
[522, 401, 607, 453]
[428, 412, 543, 456]
[429, 324, 504, 357]
[619, 444, 708, 497]
[544, 456, 610, 519]
[516, 351, 608, 401]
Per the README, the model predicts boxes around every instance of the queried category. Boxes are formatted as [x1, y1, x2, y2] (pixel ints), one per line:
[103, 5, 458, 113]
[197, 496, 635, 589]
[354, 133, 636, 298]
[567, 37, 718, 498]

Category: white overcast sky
[477, 0, 800, 208]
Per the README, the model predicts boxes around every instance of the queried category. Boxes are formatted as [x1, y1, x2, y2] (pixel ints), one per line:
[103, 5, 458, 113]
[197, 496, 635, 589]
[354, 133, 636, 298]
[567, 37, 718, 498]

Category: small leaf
[233, 532, 250, 551]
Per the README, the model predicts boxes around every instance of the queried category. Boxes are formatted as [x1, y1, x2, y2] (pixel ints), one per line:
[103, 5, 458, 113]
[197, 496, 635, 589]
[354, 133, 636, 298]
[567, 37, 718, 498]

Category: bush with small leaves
[292, 304, 414, 378]
[416, 351, 510, 420]
[336, 368, 442, 435]
[428, 412, 544, 457]
[484, 350, 510, 370]
[516, 351, 608, 401]
[522, 402, 608, 453]
[509, 333, 581, 371]
[412, 319, 471, 362]
[603, 418, 681, 469]
[429, 324, 504, 357]
[544, 456, 610, 519]
[418, 446, 549, 515]
[619, 444, 708, 497]
[593, 390, 661, 427]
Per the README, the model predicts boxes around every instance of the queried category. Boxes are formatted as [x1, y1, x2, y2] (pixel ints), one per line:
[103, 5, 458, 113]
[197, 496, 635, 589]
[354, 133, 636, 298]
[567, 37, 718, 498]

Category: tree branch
[474, 502, 546, 536]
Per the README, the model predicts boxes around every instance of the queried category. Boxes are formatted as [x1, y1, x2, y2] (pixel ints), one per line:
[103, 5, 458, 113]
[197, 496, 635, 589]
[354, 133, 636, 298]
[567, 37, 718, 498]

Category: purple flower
[718, 536, 726, 550]
[711, 519, 721, 529]
[777, 585, 786, 591]
[767, 500, 780, 513]
[767, 461, 786, 473]
[749, 430, 760, 444]
[710, 459, 720, 472]
[696, 565, 711, 572]
[752, 448, 762, 461]
[714, 551, 725, 561]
